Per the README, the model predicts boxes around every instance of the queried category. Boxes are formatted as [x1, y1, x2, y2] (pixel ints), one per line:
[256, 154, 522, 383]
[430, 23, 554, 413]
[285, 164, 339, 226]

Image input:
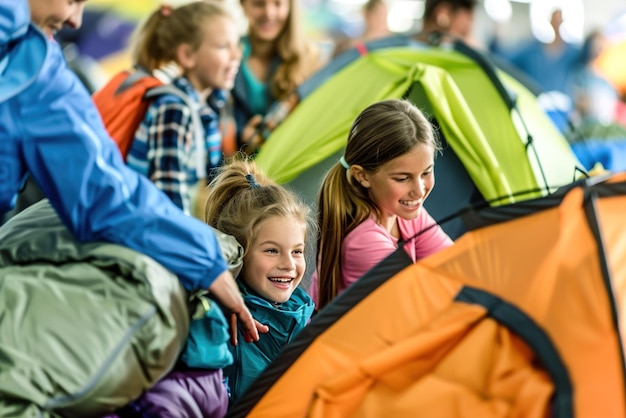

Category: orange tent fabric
[308, 304, 554, 418]
[229, 173, 626, 418]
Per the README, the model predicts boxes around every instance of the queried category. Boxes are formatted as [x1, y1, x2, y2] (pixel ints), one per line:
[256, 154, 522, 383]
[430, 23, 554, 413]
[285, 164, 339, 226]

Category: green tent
[255, 37, 585, 239]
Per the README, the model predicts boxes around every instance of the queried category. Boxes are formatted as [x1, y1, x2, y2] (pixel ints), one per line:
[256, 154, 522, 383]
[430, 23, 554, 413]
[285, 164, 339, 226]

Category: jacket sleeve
[13, 42, 227, 291]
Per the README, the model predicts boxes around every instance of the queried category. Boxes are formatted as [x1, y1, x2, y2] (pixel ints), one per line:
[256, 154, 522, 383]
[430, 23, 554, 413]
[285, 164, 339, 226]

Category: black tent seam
[402, 175, 621, 247]
[452, 39, 558, 193]
[401, 184, 571, 248]
[587, 179, 626, 198]
[453, 40, 514, 110]
[455, 286, 573, 418]
[582, 189, 626, 407]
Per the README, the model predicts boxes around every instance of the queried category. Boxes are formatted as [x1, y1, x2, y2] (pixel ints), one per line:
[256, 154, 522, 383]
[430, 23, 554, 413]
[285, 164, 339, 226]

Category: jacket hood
[0, 2, 48, 102]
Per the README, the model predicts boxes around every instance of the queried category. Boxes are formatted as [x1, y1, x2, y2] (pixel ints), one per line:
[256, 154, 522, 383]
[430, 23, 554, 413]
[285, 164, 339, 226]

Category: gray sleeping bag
[0, 200, 189, 417]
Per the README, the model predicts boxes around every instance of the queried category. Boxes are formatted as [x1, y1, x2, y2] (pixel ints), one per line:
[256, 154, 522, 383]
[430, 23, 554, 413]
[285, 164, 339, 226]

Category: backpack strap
[114, 67, 153, 96]
[144, 85, 207, 180]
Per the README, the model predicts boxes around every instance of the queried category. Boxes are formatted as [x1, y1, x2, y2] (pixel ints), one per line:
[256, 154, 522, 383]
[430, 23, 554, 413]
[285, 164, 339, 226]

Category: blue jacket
[224, 281, 314, 401]
[0, 1, 226, 291]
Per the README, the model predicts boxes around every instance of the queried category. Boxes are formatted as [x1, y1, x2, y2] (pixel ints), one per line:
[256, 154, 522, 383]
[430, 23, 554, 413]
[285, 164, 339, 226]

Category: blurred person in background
[122, 1, 241, 216]
[568, 30, 624, 138]
[566, 29, 626, 173]
[232, 0, 322, 155]
[489, 7, 581, 132]
[332, 0, 391, 58]
[417, 0, 477, 45]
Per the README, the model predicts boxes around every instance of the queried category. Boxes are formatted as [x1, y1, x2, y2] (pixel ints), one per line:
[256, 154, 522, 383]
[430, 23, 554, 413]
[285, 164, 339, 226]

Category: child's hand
[209, 270, 260, 345]
[254, 319, 270, 337]
[230, 315, 270, 345]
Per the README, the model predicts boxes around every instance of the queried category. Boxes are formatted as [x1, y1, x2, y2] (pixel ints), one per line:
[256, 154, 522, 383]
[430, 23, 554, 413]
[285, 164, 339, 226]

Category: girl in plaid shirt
[125, 1, 241, 216]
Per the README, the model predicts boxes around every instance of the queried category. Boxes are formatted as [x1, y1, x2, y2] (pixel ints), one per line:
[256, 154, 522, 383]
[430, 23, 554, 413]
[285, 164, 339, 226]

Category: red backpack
[93, 68, 202, 161]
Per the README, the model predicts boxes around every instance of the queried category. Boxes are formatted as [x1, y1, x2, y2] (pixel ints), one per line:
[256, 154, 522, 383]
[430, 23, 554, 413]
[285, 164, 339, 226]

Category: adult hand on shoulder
[209, 270, 269, 345]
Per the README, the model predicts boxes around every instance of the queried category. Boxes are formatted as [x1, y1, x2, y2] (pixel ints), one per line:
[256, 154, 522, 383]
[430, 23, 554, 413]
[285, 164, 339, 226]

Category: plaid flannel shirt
[127, 77, 224, 215]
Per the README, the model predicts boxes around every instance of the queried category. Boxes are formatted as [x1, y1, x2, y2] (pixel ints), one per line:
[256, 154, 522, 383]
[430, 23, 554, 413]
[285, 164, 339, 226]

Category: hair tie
[160, 4, 173, 16]
[339, 156, 350, 170]
[245, 174, 261, 189]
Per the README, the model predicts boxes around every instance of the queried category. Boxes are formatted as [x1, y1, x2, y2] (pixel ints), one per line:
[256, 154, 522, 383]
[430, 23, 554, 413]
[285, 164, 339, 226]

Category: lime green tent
[255, 38, 584, 238]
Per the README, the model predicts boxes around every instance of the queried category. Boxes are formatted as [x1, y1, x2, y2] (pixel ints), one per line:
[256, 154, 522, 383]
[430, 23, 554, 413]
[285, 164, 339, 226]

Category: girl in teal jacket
[204, 158, 315, 401]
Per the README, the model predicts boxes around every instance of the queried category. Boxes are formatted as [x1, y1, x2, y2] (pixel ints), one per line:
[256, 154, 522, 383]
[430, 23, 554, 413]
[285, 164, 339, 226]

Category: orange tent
[228, 172, 626, 418]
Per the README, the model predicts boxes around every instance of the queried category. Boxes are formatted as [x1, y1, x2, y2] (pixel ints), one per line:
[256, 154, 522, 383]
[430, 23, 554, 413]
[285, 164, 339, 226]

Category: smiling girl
[121, 1, 241, 216]
[204, 158, 315, 402]
[311, 99, 453, 310]
[232, 0, 321, 153]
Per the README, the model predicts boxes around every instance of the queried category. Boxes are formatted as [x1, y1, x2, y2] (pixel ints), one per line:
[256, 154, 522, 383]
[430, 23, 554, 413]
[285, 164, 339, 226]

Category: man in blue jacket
[0, 0, 264, 344]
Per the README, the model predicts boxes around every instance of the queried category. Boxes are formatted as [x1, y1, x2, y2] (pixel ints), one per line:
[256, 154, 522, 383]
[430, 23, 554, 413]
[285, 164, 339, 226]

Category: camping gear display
[255, 36, 585, 239]
[0, 200, 189, 418]
[229, 172, 626, 418]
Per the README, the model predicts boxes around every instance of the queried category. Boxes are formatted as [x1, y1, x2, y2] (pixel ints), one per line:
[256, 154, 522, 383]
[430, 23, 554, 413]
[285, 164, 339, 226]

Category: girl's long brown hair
[242, 0, 321, 100]
[316, 99, 440, 310]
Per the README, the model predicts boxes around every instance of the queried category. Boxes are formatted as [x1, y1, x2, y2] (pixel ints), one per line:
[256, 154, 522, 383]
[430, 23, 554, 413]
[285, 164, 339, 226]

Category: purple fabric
[135, 369, 228, 418]
[103, 369, 229, 418]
